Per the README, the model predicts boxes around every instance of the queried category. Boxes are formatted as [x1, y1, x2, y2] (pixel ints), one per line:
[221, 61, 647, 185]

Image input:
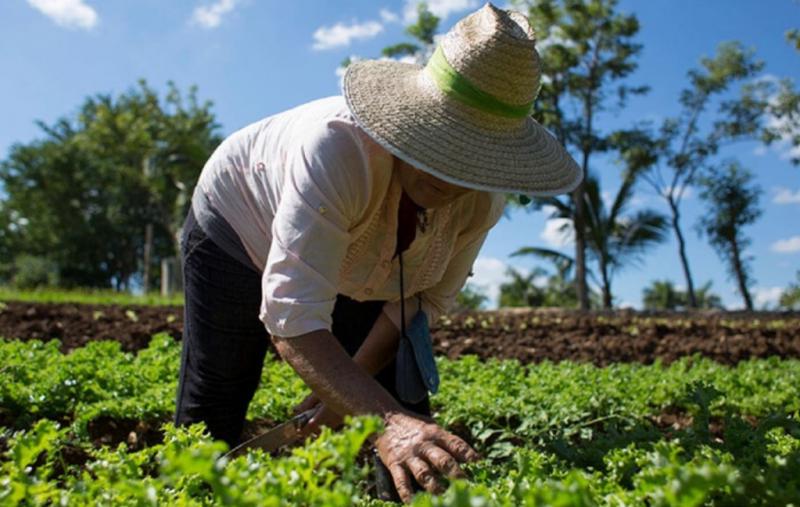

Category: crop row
[438, 312, 799, 332]
[1, 335, 799, 505]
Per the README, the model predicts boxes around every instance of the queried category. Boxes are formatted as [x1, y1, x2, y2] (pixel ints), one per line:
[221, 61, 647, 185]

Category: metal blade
[224, 407, 318, 459]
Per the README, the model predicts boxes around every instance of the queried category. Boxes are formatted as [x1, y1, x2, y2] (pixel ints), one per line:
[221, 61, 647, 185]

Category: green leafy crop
[1, 335, 799, 505]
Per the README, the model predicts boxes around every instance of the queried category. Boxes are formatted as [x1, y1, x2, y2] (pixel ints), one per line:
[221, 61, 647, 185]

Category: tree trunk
[600, 260, 612, 309]
[142, 223, 153, 294]
[668, 197, 697, 308]
[730, 237, 754, 310]
[574, 178, 589, 310]
[161, 213, 183, 269]
[575, 65, 597, 312]
[142, 156, 154, 295]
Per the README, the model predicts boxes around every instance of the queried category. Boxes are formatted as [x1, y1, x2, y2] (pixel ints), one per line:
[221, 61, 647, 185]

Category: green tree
[726, 28, 799, 166]
[0, 202, 19, 282]
[616, 42, 764, 309]
[642, 280, 683, 310]
[498, 266, 547, 307]
[534, 171, 667, 308]
[539, 274, 581, 307]
[788, 28, 800, 52]
[0, 80, 221, 289]
[516, 0, 648, 309]
[382, 3, 439, 62]
[696, 161, 762, 310]
[642, 279, 722, 310]
[7, 254, 59, 289]
[0, 124, 140, 288]
[763, 28, 799, 164]
[694, 281, 724, 310]
[760, 80, 800, 166]
[455, 283, 489, 311]
[509, 246, 596, 308]
[779, 271, 800, 310]
[73, 80, 221, 290]
[587, 174, 668, 308]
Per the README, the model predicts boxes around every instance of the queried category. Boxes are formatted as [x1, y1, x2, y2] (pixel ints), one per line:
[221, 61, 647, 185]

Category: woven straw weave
[343, 2, 582, 196]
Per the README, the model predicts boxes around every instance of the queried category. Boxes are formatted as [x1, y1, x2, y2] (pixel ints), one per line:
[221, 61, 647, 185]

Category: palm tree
[533, 172, 668, 308]
[455, 283, 489, 311]
[694, 281, 724, 309]
[509, 247, 577, 308]
[588, 174, 669, 308]
[780, 271, 800, 310]
[643, 280, 683, 310]
[643, 279, 724, 310]
[498, 266, 547, 308]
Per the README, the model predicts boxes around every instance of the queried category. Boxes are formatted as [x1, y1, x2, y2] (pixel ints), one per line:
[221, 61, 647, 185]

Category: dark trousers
[174, 209, 430, 448]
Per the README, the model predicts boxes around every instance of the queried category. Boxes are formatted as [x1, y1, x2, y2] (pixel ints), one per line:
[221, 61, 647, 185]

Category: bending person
[174, 3, 581, 503]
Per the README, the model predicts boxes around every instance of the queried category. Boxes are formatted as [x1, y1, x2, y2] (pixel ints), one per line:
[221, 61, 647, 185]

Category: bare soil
[1, 301, 798, 366]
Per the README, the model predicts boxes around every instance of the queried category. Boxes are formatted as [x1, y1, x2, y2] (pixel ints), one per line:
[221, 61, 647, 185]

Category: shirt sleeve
[260, 120, 370, 338]
[382, 192, 506, 330]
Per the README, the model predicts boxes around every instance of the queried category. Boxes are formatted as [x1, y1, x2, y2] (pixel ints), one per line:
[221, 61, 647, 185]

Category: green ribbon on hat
[425, 45, 534, 120]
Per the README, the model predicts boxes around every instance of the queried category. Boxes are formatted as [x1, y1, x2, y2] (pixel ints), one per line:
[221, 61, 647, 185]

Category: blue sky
[1, 0, 798, 308]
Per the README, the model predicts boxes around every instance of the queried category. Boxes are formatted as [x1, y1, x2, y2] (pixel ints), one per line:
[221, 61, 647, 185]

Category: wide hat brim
[343, 59, 583, 196]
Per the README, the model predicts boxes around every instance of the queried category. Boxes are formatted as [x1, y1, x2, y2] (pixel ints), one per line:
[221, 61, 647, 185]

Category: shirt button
[364, 288, 373, 296]
[318, 205, 327, 215]
[256, 162, 265, 170]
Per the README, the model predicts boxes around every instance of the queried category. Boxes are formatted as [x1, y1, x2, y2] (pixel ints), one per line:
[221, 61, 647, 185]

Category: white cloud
[403, 0, 478, 23]
[539, 206, 574, 248]
[767, 113, 800, 162]
[773, 187, 800, 204]
[191, 0, 241, 29]
[313, 20, 384, 51]
[469, 257, 511, 307]
[27, 0, 98, 30]
[771, 236, 800, 253]
[380, 8, 400, 23]
[753, 287, 784, 308]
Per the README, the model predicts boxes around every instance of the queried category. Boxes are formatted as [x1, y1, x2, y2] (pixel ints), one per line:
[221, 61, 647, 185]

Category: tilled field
[1, 301, 798, 365]
[2, 301, 800, 505]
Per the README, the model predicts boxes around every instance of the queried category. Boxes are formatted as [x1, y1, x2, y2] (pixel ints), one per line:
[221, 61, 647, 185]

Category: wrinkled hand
[375, 412, 480, 503]
[292, 393, 343, 437]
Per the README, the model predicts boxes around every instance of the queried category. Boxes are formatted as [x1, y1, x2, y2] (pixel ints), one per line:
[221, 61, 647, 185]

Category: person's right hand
[292, 393, 343, 437]
[374, 412, 480, 503]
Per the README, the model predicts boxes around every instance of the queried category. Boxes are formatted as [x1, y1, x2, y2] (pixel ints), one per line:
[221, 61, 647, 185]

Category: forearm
[273, 328, 404, 421]
[352, 311, 401, 375]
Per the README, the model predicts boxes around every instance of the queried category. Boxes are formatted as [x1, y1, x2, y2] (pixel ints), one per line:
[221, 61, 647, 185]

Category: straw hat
[343, 2, 582, 197]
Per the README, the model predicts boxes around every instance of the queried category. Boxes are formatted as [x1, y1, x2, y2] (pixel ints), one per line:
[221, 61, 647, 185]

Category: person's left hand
[292, 393, 344, 437]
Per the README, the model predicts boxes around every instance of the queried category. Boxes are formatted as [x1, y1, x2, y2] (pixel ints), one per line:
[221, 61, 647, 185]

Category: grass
[0, 286, 184, 306]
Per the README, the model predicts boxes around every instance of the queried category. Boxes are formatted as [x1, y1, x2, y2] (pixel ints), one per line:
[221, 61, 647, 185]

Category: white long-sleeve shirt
[192, 95, 505, 338]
